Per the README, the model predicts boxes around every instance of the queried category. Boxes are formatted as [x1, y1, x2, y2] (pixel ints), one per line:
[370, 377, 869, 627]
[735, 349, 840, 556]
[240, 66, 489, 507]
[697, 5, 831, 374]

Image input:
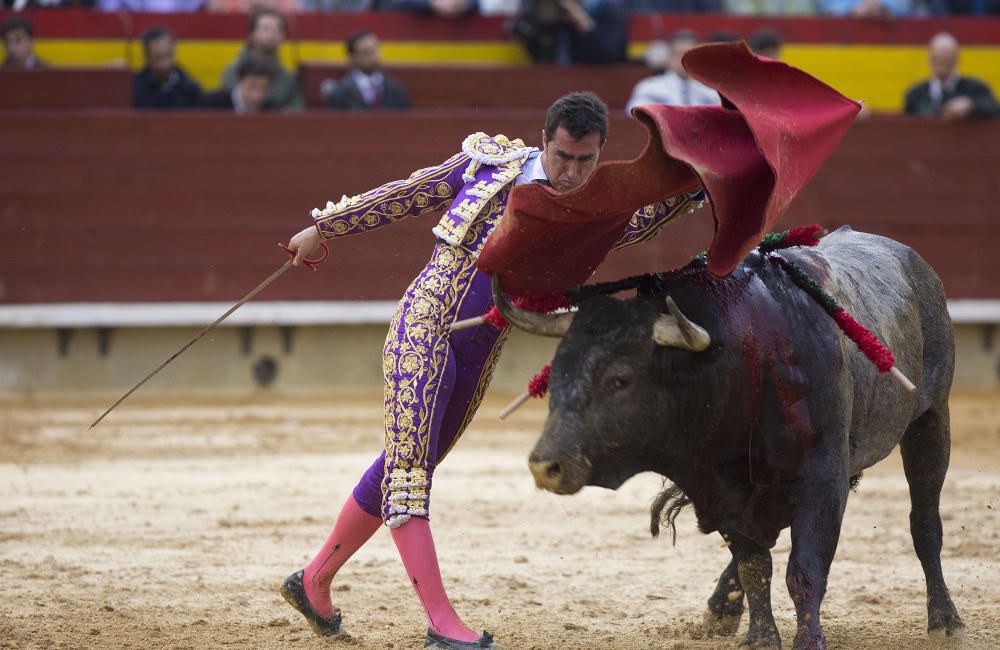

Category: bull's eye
[611, 376, 630, 390]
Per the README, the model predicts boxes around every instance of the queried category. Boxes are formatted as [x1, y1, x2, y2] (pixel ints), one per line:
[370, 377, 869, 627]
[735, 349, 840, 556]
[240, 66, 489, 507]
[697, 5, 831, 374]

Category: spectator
[510, 0, 628, 65]
[134, 27, 202, 109]
[301, 0, 378, 9]
[940, 0, 999, 14]
[816, 0, 912, 17]
[708, 30, 740, 44]
[747, 28, 783, 60]
[478, 0, 519, 13]
[202, 55, 274, 113]
[323, 31, 410, 110]
[626, 30, 720, 113]
[98, 0, 206, 11]
[641, 39, 669, 74]
[1, 16, 46, 69]
[206, 0, 300, 10]
[627, 0, 721, 10]
[220, 9, 303, 111]
[723, 0, 814, 15]
[904, 32, 1000, 121]
[391, 0, 479, 16]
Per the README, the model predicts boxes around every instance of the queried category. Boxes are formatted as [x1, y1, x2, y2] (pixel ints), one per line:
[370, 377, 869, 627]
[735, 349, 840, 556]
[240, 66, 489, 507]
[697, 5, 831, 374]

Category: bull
[494, 227, 964, 649]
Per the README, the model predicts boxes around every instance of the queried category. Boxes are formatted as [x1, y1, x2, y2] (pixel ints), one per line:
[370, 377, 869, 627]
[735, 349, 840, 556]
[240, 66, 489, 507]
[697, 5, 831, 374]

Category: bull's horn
[491, 275, 574, 337]
[652, 297, 711, 351]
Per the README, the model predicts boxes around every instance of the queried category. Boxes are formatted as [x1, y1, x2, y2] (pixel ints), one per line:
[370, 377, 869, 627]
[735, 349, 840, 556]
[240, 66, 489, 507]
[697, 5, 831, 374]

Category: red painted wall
[1, 112, 996, 304]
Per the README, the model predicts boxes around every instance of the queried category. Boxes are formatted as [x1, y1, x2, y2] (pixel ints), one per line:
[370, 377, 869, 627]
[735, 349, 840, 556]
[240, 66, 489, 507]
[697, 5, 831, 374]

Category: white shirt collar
[515, 150, 548, 186]
[351, 69, 384, 105]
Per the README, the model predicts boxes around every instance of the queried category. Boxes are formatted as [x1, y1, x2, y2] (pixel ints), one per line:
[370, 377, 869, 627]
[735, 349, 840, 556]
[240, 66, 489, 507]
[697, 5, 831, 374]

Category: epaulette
[460, 132, 532, 182]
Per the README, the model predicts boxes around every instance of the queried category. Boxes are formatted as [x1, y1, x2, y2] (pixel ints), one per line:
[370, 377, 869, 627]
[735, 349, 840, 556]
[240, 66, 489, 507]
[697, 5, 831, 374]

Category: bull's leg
[900, 407, 965, 638]
[703, 549, 744, 636]
[730, 534, 780, 649]
[785, 456, 849, 650]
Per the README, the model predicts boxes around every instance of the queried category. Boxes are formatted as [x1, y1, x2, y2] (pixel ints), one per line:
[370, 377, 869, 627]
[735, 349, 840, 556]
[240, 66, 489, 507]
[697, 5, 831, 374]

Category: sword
[89, 242, 329, 429]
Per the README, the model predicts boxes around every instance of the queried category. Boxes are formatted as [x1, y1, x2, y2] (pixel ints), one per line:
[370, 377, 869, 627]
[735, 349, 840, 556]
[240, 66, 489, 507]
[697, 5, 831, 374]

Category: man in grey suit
[323, 31, 411, 111]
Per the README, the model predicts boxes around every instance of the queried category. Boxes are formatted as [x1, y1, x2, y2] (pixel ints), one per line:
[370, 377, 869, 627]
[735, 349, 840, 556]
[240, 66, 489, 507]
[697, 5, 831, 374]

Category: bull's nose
[529, 459, 584, 494]
[529, 460, 563, 491]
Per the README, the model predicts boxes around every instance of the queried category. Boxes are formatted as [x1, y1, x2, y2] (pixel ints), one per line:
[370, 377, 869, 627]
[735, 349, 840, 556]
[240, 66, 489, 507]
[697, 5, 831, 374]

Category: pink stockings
[302, 495, 381, 619]
[390, 516, 479, 642]
[302, 496, 478, 642]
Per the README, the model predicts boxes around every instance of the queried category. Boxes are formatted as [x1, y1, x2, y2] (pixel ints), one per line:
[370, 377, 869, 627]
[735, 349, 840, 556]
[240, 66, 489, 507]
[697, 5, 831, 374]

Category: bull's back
[787, 227, 954, 471]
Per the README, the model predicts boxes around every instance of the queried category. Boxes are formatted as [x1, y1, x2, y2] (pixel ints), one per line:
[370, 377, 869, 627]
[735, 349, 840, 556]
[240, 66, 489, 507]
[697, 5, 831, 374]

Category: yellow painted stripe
[33, 39, 136, 68]
[633, 42, 1000, 112]
[299, 41, 531, 65]
[33, 39, 1000, 112]
[784, 45, 1000, 111]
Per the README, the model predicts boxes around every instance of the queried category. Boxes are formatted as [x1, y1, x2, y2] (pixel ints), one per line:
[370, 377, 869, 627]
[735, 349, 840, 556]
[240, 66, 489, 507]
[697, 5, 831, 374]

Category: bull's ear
[652, 297, 711, 351]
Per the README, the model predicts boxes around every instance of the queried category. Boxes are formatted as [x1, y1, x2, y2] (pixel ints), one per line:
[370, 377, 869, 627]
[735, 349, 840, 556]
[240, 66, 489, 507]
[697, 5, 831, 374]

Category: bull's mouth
[529, 456, 637, 495]
[588, 469, 632, 491]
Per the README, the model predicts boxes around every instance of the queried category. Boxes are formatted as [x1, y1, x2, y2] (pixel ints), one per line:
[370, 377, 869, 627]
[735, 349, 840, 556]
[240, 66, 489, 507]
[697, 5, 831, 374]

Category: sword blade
[89, 259, 294, 428]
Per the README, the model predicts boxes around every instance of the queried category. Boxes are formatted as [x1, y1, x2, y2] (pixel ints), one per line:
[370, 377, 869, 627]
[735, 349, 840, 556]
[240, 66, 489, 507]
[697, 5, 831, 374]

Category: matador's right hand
[287, 225, 324, 267]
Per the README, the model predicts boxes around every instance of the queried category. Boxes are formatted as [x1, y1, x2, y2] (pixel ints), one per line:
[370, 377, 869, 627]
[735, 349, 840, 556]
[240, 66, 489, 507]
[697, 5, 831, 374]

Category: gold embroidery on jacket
[313, 152, 468, 239]
[612, 194, 705, 251]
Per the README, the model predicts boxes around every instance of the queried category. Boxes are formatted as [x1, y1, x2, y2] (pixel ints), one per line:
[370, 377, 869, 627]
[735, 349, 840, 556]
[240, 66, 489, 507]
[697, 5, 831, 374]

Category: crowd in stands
[2, 8, 998, 118]
[1, 0, 998, 16]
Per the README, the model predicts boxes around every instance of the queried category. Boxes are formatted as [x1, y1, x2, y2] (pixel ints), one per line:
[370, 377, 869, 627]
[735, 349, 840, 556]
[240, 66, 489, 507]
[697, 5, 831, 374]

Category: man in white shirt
[626, 30, 720, 114]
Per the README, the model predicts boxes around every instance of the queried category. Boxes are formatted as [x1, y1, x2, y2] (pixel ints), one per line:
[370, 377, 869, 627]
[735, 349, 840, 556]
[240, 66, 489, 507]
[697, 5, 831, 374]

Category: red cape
[477, 42, 861, 296]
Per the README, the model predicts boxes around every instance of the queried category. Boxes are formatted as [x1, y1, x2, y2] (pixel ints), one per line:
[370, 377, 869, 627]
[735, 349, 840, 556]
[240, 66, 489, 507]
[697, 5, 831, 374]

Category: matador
[280, 92, 704, 649]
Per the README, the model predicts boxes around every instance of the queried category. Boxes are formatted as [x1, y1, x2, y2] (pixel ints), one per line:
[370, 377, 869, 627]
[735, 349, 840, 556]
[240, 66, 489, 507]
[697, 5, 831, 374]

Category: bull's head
[493, 277, 713, 495]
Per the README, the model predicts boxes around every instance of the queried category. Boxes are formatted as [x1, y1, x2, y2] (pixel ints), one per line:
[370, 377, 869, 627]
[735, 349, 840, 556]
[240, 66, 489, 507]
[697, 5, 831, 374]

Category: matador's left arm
[611, 189, 706, 251]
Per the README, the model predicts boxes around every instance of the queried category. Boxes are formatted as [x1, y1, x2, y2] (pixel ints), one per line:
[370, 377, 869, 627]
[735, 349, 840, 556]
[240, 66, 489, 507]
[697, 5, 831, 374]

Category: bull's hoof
[928, 602, 965, 640]
[738, 629, 781, 649]
[791, 629, 825, 650]
[928, 624, 966, 644]
[702, 607, 742, 637]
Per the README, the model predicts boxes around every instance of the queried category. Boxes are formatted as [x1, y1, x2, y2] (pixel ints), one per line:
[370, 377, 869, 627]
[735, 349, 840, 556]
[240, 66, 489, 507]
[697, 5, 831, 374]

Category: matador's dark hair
[545, 92, 609, 146]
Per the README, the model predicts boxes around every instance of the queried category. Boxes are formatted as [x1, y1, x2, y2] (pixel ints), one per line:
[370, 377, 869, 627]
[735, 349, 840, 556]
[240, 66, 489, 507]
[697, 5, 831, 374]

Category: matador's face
[540, 127, 603, 194]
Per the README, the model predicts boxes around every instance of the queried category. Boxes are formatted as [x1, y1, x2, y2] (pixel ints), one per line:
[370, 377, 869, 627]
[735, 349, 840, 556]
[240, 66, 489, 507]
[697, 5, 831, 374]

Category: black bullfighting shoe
[424, 629, 495, 649]
[279, 569, 346, 637]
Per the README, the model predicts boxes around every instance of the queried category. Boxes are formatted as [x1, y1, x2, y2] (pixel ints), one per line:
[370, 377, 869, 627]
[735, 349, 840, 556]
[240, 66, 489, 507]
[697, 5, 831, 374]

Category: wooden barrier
[299, 63, 651, 110]
[0, 111, 996, 304]
[0, 63, 651, 112]
[0, 68, 132, 110]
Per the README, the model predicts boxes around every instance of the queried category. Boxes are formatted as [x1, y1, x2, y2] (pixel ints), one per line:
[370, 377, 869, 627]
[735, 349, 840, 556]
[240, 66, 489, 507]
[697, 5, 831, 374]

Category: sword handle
[279, 242, 329, 271]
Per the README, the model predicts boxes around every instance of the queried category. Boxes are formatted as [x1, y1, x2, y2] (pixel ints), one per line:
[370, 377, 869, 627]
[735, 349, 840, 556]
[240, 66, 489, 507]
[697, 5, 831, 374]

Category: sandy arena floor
[0, 391, 997, 649]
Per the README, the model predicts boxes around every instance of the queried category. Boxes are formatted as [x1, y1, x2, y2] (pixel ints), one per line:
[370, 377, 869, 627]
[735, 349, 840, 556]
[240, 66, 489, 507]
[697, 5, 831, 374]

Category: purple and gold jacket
[311, 132, 703, 257]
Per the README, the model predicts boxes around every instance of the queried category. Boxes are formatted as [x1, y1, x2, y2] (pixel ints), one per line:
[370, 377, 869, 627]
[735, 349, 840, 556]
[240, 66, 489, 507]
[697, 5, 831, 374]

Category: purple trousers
[352, 242, 507, 526]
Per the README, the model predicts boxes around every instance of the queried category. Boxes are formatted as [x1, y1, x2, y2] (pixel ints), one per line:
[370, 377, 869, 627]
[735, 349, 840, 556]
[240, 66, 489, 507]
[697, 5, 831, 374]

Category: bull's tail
[650, 482, 692, 545]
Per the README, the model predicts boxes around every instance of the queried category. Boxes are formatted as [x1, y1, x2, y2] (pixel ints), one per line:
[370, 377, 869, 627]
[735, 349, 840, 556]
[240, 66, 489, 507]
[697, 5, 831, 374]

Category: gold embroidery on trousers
[381, 244, 480, 526]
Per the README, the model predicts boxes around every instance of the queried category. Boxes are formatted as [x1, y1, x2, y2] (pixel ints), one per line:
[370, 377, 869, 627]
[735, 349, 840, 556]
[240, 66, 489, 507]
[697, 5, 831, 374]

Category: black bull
[494, 228, 964, 649]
